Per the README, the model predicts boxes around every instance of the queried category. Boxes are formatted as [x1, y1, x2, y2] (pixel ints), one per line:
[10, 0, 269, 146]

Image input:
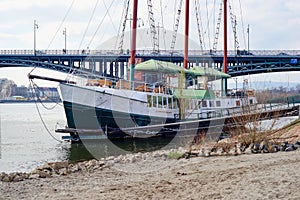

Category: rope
[87, 0, 115, 49]
[47, 0, 75, 50]
[116, 0, 130, 52]
[205, 0, 211, 49]
[29, 79, 63, 143]
[78, 0, 100, 50]
[160, 0, 167, 50]
[238, 0, 247, 49]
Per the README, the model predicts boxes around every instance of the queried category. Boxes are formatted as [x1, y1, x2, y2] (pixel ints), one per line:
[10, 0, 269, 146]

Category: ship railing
[213, 102, 296, 119]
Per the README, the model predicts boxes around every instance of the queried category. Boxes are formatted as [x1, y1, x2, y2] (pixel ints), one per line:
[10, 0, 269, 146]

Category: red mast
[183, 0, 189, 69]
[130, 0, 138, 88]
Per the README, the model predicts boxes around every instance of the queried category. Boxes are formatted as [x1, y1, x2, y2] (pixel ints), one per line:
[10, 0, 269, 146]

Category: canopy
[173, 89, 215, 99]
[135, 59, 186, 74]
[187, 66, 231, 79]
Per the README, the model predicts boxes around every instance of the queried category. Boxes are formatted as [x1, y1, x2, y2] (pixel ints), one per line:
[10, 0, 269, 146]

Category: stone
[244, 146, 253, 154]
[29, 173, 40, 179]
[259, 141, 267, 151]
[129, 156, 136, 163]
[48, 161, 68, 171]
[37, 163, 52, 171]
[252, 143, 260, 154]
[272, 144, 280, 152]
[98, 161, 105, 167]
[58, 168, 68, 175]
[216, 148, 224, 155]
[152, 152, 161, 158]
[37, 170, 52, 178]
[77, 163, 87, 171]
[280, 142, 289, 151]
[105, 156, 115, 161]
[0, 172, 7, 181]
[69, 164, 79, 173]
[13, 174, 28, 182]
[294, 141, 300, 149]
[2, 174, 12, 182]
[285, 144, 295, 152]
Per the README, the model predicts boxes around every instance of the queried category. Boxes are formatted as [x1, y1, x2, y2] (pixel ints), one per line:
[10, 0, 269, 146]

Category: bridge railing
[1, 49, 300, 56]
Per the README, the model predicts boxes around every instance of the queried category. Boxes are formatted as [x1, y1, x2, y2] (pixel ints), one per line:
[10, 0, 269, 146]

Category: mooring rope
[29, 79, 63, 143]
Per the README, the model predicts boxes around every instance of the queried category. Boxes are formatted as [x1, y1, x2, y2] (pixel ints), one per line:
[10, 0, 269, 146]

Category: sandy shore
[1, 149, 300, 200]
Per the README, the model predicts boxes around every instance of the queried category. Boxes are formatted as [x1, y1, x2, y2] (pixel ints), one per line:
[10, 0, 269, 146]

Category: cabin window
[158, 96, 162, 108]
[216, 101, 221, 107]
[236, 100, 241, 107]
[209, 101, 215, 107]
[153, 96, 157, 108]
[173, 99, 178, 109]
[249, 99, 253, 105]
[147, 95, 152, 107]
[168, 98, 172, 109]
[202, 100, 207, 108]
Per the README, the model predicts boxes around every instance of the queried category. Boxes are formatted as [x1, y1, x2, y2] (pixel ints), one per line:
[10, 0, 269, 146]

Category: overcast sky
[0, 0, 300, 86]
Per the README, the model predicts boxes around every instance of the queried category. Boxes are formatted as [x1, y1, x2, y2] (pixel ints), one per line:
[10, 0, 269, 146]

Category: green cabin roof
[135, 59, 187, 74]
[173, 89, 215, 99]
[186, 66, 231, 79]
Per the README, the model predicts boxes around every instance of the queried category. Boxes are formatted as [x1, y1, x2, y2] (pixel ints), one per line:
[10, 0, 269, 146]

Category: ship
[30, 0, 257, 141]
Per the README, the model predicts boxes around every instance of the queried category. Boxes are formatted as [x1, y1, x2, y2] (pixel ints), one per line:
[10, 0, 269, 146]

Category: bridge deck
[1, 49, 300, 77]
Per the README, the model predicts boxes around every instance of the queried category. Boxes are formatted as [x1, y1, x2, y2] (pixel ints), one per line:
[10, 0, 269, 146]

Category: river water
[0, 103, 70, 173]
[0, 103, 182, 173]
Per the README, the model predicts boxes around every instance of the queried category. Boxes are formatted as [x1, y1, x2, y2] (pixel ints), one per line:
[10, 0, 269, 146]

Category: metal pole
[34, 20, 38, 56]
[223, 0, 228, 95]
[63, 28, 67, 54]
[247, 24, 250, 53]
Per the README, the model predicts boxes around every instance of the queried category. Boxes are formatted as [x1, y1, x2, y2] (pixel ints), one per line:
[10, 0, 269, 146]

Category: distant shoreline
[0, 100, 61, 104]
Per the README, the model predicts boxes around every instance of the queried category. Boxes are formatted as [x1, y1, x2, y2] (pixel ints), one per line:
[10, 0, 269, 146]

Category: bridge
[1, 49, 300, 78]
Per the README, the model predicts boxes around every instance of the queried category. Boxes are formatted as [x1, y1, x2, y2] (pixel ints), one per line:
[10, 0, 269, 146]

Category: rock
[48, 161, 68, 171]
[272, 144, 280, 152]
[252, 143, 260, 154]
[85, 159, 97, 169]
[69, 164, 79, 173]
[285, 144, 295, 152]
[37, 163, 52, 171]
[152, 152, 161, 158]
[105, 156, 115, 161]
[135, 152, 142, 160]
[37, 170, 52, 178]
[294, 141, 300, 149]
[58, 168, 68, 175]
[280, 142, 289, 151]
[2, 174, 12, 182]
[29, 173, 40, 179]
[260, 141, 267, 152]
[229, 147, 236, 155]
[13, 173, 28, 182]
[199, 149, 211, 157]
[77, 162, 87, 171]
[244, 145, 253, 154]
[0, 172, 7, 181]
[129, 156, 136, 163]
[215, 148, 224, 155]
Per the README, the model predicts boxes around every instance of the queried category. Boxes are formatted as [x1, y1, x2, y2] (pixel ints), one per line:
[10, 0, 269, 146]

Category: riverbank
[1, 118, 300, 199]
[1, 149, 299, 199]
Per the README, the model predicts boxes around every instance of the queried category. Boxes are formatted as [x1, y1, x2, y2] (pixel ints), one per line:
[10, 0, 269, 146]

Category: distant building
[28, 87, 61, 101]
[12, 85, 29, 98]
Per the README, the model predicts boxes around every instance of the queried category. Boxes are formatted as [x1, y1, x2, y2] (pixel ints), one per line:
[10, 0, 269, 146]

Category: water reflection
[67, 136, 191, 163]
